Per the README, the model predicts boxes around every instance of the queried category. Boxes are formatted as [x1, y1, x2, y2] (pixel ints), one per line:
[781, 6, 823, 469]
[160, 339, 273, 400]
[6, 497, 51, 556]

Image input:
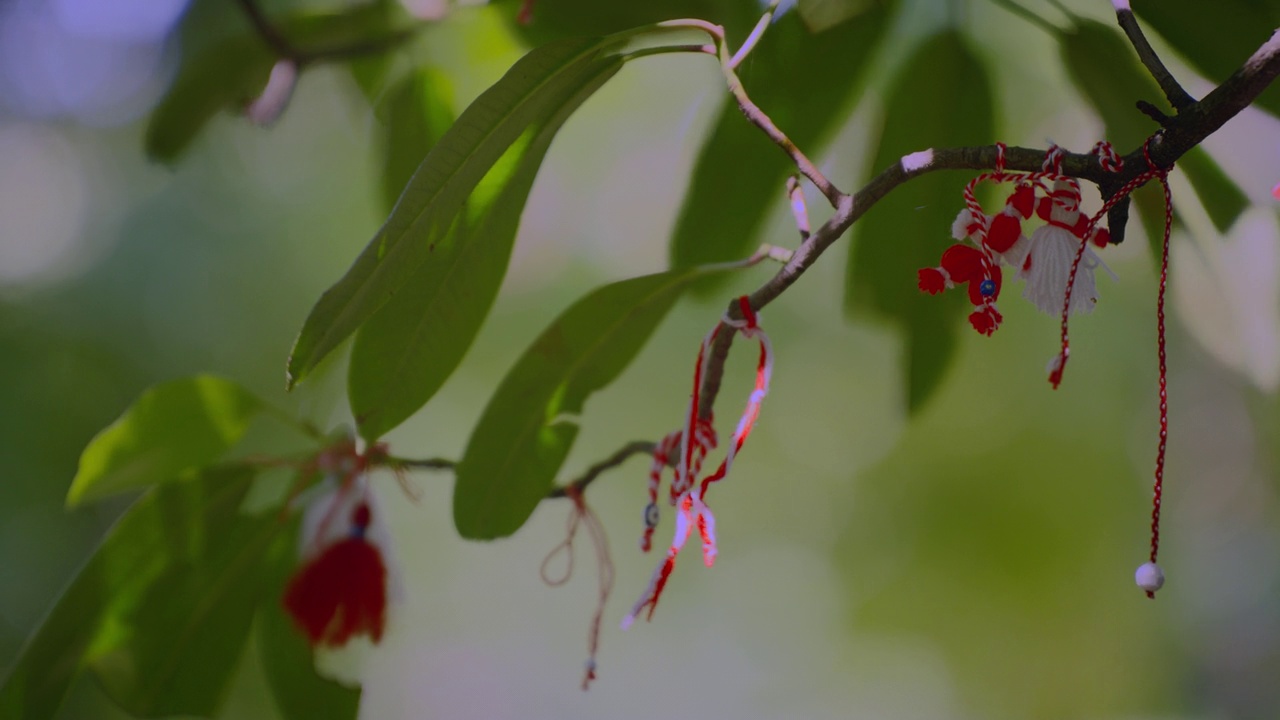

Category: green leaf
[0, 467, 276, 720]
[145, 4, 402, 163]
[1178, 146, 1250, 234]
[670, 1, 894, 294]
[67, 375, 262, 507]
[1132, 0, 1280, 118]
[796, 0, 881, 33]
[257, 522, 361, 720]
[492, 0, 756, 46]
[376, 68, 456, 215]
[347, 52, 624, 442]
[844, 30, 995, 412]
[287, 36, 630, 390]
[454, 266, 726, 539]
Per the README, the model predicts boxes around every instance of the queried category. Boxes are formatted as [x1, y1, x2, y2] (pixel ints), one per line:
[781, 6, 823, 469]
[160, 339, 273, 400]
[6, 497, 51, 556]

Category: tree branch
[695, 27, 1280, 419]
[1113, 3, 1196, 111]
[547, 441, 659, 499]
[235, 0, 417, 67]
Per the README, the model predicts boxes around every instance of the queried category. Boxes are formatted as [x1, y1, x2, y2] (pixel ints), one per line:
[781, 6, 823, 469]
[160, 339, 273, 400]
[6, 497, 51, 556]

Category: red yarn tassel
[284, 504, 388, 647]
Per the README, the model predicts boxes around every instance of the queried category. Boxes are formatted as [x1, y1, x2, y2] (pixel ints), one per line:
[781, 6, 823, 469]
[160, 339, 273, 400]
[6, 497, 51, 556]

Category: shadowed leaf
[346, 51, 624, 442]
[67, 375, 262, 506]
[454, 265, 738, 539]
[844, 30, 995, 413]
[670, 2, 894, 295]
[287, 36, 631, 390]
[1, 467, 276, 720]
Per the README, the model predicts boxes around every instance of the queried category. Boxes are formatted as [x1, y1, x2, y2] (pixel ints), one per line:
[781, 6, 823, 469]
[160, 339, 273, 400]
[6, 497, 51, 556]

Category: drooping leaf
[146, 3, 404, 163]
[844, 30, 995, 413]
[0, 467, 274, 720]
[796, 0, 881, 33]
[376, 68, 456, 214]
[454, 266, 733, 539]
[671, 1, 894, 294]
[347, 53, 623, 442]
[257, 522, 361, 720]
[67, 375, 262, 507]
[1178, 146, 1250, 234]
[287, 36, 633, 389]
[1132, 0, 1280, 118]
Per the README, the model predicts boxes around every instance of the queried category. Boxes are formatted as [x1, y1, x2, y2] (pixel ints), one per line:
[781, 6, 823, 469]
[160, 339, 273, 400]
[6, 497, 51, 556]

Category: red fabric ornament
[284, 503, 389, 647]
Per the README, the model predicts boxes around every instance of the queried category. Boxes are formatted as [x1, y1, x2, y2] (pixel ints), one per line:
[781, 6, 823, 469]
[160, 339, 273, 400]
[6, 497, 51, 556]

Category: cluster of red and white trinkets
[917, 143, 1119, 338]
[283, 439, 398, 647]
[920, 138, 1178, 599]
[624, 296, 773, 627]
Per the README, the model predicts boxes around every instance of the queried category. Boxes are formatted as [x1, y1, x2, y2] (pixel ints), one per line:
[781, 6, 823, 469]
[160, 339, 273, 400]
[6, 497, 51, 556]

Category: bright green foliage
[845, 30, 995, 413]
[0, 467, 277, 719]
[670, 1, 894, 293]
[1134, 0, 1280, 117]
[453, 266, 726, 539]
[67, 375, 262, 506]
[287, 36, 631, 390]
[257, 525, 361, 720]
[795, 0, 881, 33]
[145, 2, 402, 163]
[377, 68, 457, 215]
[346, 49, 624, 442]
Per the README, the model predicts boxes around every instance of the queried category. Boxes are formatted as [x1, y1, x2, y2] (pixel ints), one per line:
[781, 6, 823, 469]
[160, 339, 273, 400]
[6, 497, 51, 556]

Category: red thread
[624, 297, 773, 626]
[540, 485, 614, 688]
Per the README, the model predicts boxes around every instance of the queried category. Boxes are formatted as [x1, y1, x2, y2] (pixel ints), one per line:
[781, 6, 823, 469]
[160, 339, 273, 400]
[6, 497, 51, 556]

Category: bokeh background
[3, 0, 1280, 718]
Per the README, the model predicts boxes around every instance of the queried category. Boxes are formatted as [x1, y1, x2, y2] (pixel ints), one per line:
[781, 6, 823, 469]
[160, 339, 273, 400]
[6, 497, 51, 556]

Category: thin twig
[985, 0, 1060, 36]
[547, 441, 658, 499]
[1113, 5, 1196, 111]
[388, 456, 457, 471]
[235, 0, 416, 67]
[668, 15, 845, 208]
[235, 0, 298, 59]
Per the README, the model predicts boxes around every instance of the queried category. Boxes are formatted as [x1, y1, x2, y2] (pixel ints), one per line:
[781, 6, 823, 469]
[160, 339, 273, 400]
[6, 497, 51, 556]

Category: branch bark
[695, 27, 1280, 420]
[1114, 5, 1196, 111]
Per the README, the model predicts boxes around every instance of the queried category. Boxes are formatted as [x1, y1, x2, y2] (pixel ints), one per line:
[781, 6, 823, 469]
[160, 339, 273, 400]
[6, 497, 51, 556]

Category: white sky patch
[900, 149, 934, 173]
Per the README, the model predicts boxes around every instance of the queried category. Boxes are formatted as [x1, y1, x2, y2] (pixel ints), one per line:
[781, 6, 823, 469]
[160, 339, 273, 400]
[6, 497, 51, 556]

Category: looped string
[623, 296, 774, 628]
[1091, 141, 1124, 172]
[1049, 135, 1172, 598]
[540, 483, 614, 689]
[1042, 144, 1064, 174]
[994, 141, 1007, 176]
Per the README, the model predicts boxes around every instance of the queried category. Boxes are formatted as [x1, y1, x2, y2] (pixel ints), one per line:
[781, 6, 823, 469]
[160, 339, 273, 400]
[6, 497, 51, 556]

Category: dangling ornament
[1019, 177, 1113, 316]
[284, 501, 389, 646]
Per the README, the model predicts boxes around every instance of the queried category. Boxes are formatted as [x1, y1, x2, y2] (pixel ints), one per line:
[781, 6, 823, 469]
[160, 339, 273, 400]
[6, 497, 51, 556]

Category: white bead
[1135, 562, 1165, 593]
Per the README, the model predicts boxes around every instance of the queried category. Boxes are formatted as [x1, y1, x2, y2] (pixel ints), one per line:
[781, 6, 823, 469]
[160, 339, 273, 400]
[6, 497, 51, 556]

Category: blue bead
[979, 279, 996, 297]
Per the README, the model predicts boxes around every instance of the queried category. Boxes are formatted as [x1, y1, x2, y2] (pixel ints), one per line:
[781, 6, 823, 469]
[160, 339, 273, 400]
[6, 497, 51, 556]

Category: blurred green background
[3, 0, 1280, 718]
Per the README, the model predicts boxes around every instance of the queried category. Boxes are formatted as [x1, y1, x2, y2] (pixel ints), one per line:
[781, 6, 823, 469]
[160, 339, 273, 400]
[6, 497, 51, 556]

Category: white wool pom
[1135, 562, 1164, 593]
[951, 209, 976, 240]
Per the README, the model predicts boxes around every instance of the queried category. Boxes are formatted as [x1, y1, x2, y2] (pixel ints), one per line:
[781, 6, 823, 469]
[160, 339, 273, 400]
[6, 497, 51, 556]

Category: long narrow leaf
[347, 56, 624, 442]
[0, 467, 274, 720]
[454, 265, 736, 539]
[287, 37, 628, 389]
[845, 30, 996, 412]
